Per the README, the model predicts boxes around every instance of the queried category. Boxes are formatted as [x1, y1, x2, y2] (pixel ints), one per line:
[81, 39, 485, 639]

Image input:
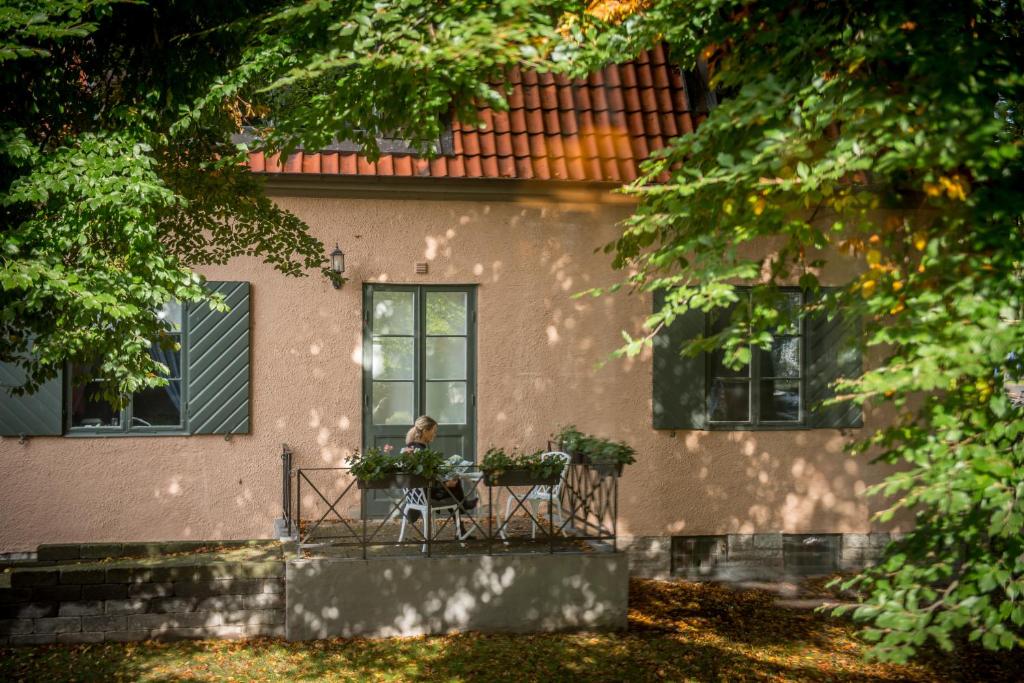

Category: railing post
[426, 483, 432, 558]
[612, 475, 618, 551]
[295, 471, 302, 556]
[281, 444, 293, 538]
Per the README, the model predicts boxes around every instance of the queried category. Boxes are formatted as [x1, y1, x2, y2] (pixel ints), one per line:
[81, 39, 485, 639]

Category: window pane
[148, 342, 181, 380]
[426, 292, 467, 335]
[157, 301, 183, 331]
[711, 349, 750, 378]
[709, 301, 742, 334]
[760, 337, 800, 378]
[426, 337, 466, 380]
[760, 379, 800, 421]
[132, 382, 182, 427]
[372, 381, 414, 426]
[70, 383, 120, 428]
[708, 380, 750, 422]
[426, 381, 467, 424]
[775, 292, 802, 334]
[372, 291, 414, 335]
[372, 337, 414, 380]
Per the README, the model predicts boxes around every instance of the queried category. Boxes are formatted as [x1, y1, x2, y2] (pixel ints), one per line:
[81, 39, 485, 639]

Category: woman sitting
[403, 415, 476, 537]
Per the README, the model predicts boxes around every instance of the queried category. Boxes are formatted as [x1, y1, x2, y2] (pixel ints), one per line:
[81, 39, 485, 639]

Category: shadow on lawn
[1, 579, 1020, 682]
[0, 634, 922, 683]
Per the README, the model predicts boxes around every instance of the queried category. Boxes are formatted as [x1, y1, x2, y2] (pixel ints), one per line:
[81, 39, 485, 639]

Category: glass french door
[362, 284, 477, 516]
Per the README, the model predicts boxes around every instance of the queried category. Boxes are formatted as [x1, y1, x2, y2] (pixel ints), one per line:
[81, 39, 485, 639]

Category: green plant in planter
[553, 424, 585, 453]
[480, 447, 565, 480]
[346, 444, 449, 483]
[480, 446, 515, 475]
[515, 449, 568, 480]
[587, 439, 636, 467]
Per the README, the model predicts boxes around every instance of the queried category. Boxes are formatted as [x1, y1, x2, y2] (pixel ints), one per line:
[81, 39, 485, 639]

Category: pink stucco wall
[0, 193, 897, 552]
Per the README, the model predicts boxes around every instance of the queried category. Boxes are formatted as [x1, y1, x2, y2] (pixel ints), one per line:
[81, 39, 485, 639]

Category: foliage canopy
[2, 0, 1023, 662]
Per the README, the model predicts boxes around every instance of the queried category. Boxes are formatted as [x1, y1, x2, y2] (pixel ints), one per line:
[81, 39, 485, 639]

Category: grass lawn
[1, 579, 1018, 682]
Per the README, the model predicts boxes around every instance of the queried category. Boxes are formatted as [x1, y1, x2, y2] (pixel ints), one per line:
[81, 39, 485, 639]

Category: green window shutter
[0, 361, 63, 437]
[652, 291, 707, 429]
[187, 281, 251, 434]
[805, 292, 863, 429]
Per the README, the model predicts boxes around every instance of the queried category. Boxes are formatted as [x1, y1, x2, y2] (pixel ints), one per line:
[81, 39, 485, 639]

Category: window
[0, 280, 251, 438]
[652, 286, 861, 431]
[232, 116, 455, 157]
[68, 302, 186, 433]
[707, 290, 803, 427]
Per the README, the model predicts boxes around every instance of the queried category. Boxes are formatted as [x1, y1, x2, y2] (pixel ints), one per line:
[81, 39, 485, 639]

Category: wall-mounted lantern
[330, 243, 346, 289]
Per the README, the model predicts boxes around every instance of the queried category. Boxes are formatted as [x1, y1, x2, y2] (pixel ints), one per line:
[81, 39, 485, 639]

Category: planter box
[569, 450, 591, 466]
[356, 473, 432, 490]
[483, 469, 559, 487]
[589, 462, 624, 478]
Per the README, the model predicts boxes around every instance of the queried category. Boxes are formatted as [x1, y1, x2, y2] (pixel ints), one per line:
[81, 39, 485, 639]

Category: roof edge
[259, 173, 636, 204]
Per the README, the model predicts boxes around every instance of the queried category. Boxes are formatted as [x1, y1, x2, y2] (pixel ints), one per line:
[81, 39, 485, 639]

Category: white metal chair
[500, 451, 572, 539]
[398, 486, 463, 552]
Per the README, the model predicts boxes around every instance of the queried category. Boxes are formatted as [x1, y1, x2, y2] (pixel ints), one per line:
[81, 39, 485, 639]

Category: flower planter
[569, 450, 591, 465]
[356, 473, 432, 490]
[482, 469, 560, 487]
[589, 462, 624, 478]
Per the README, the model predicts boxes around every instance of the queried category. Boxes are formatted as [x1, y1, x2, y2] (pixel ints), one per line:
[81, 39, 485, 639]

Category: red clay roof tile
[321, 152, 338, 174]
[447, 154, 466, 178]
[539, 84, 558, 110]
[620, 62, 637, 88]
[478, 131, 496, 156]
[497, 155, 516, 177]
[558, 110, 578, 136]
[543, 108, 560, 133]
[491, 110, 511, 134]
[356, 156, 375, 175]
[523, 86, 541, 110]
[302, 153, 321, 174]
[603, 65, 621, 88]
[248, 46, 694, 183]
[514, 156, 534, 179]
[461, 129, 481, 156]
[393, 155, 413, 176]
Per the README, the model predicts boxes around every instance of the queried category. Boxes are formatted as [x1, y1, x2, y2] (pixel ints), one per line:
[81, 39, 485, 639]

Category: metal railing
[280, 444, 293, 538]
[285, 458, 618, 558]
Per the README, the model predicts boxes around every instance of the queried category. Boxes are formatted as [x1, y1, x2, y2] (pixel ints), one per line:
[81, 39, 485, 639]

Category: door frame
[361, 282, 478, 461]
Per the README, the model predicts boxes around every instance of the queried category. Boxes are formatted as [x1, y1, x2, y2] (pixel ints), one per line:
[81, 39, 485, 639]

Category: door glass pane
[132, 382, 182, 427]
[708, 380, 750, 422]
[372, 291, 414, 335]
[759, 337, 800, 378]
[760, 379, 800, 421]
[426, 292, 467, 335]
[426, 337, 466, 380]
[372, 337, 414, 380]
[372, 382, 414, 426]
[426, 381, 466, 424]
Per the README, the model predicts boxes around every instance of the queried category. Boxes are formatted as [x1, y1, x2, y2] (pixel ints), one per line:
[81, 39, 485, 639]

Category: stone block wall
[0, 557, 284, 645]
[625, 532, 895, 581]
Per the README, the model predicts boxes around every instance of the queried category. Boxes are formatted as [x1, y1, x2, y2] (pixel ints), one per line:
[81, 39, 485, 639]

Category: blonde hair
[406, 415, 438, 444]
